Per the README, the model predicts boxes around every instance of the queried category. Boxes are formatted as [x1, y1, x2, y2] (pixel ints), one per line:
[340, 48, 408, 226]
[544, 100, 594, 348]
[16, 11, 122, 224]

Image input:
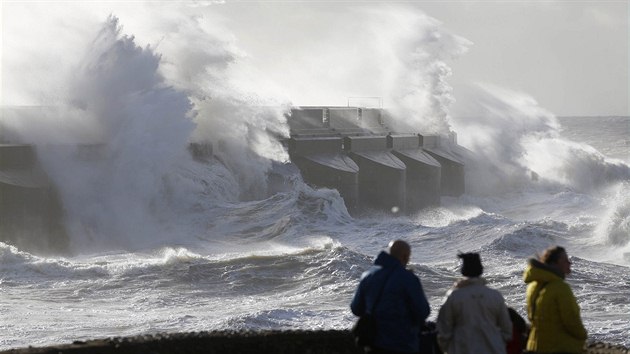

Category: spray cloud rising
[2, 3, 474, 251]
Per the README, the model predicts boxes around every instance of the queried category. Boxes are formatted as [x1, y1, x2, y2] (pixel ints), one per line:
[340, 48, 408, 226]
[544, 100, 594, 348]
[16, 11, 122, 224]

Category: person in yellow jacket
[523, 246, 587, 354]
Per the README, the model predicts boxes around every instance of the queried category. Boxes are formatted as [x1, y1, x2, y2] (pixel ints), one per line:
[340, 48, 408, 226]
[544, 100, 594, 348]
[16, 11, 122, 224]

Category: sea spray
[451, 84, 630, 197]
[147, 9, 291, 200]
[35, 17, 195, 252]
[365, 6, 471, 135]
[7, 14, 295, 251]
[450, 84, 561, 196]
[522, 137, 630, 192]
[594, 182, 630, 263]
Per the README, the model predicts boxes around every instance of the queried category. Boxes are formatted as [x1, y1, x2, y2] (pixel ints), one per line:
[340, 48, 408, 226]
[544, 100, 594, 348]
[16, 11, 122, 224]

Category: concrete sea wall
[0, 144, 67, 254]
[287, 107, 466, 214]
[0, 331, 627, 354]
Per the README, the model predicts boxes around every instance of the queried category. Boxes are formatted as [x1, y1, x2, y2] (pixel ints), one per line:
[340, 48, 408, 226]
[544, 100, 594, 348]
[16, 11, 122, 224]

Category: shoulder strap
[370, 267, 396, 313]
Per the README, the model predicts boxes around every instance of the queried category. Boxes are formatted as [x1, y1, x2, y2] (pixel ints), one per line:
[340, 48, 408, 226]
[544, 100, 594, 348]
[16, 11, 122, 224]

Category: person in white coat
[436, 253, 513, 354]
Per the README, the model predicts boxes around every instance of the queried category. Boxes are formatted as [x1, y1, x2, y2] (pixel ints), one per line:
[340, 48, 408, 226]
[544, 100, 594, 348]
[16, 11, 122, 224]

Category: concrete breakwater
[0, 144, 67, 254]
[287, 107, 466, 215]
[0, 331, 627, 354]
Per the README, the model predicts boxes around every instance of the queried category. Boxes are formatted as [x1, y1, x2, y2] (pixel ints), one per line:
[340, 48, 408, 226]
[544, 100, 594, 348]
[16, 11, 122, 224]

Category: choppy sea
[1, 115, 628, 350]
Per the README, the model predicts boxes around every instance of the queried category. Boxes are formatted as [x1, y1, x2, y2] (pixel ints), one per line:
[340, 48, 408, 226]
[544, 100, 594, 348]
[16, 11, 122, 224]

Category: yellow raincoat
[523, 259, 587, 354]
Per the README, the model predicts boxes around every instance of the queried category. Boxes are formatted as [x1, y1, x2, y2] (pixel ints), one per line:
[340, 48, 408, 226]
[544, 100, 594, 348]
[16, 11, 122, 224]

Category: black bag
[419, 321, 442, 354]
[352, 313, 377, 347]
[352, 267, 395, 349]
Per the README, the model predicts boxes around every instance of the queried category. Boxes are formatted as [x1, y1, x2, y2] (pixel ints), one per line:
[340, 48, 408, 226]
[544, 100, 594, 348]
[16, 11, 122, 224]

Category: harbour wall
[287, 107, 465, 214]
[0, 144, 67, 254]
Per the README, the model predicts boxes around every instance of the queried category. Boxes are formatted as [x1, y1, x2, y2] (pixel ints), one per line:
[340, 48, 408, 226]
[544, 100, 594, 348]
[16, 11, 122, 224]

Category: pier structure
[343, 135, 406, 213]
[286, 106, 465, 214]
[0, 144, 67, 253]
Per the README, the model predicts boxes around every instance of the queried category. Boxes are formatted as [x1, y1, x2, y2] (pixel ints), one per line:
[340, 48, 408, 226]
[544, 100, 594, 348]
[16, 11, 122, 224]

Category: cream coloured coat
[436, 277, 513, 354]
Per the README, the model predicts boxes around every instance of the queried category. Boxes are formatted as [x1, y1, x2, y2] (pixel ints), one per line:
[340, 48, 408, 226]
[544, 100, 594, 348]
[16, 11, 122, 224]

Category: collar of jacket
[454, 276, 487, 288]
[373, 251, 403, 269]
[526, 258, 565, 281]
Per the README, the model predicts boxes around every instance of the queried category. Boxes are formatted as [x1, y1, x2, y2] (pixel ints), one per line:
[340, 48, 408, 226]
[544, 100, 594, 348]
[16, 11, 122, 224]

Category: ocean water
[1, 10, 630, 351]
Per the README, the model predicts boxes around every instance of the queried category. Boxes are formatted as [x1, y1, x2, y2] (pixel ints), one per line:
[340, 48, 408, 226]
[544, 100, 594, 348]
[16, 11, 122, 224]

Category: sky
[417, 1, 629, 117]
[1, 0, 628, 117]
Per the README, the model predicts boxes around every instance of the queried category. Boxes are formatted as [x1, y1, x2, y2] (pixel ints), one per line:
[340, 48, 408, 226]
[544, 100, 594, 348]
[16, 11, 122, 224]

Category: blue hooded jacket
[351, 251, 431, 353]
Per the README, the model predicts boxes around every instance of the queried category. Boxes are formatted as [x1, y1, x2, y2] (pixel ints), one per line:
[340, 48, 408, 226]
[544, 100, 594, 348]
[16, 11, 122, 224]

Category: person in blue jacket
[351, 240, 431, 354]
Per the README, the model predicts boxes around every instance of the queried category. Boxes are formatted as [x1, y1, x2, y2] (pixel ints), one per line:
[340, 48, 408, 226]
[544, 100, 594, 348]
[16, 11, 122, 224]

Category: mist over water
[451, 84, 630, 195]
[365, 7, 471, 134]
[1, 3, 629, 350]
[35, 17, 195, 251]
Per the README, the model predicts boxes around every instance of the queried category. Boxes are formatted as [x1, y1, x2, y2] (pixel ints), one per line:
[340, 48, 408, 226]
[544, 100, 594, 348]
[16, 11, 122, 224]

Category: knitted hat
[458, 252, 483, 277]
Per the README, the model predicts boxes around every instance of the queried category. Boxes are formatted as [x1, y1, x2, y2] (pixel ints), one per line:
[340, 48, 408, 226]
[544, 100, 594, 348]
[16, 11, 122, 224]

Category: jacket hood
[523, 258, 565, 284]
[373, 251, 401, 269]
